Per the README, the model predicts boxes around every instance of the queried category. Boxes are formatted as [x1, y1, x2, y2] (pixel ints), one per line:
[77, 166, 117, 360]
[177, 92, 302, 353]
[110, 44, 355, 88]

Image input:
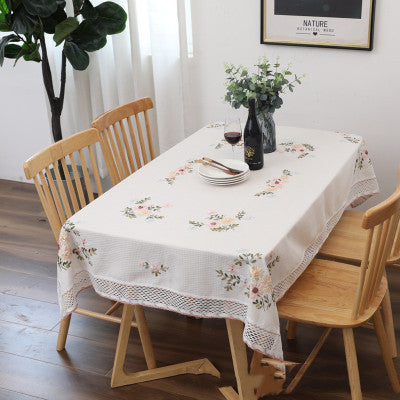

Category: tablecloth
[57, 125, 378, 360]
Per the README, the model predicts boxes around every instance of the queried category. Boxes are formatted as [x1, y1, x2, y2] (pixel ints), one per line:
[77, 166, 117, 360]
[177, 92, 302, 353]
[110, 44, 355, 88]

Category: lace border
[273, 177, 378, 302]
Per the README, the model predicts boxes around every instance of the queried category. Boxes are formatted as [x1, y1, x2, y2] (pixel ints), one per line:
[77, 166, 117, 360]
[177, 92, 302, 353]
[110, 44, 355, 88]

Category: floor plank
[0, 292, 60, 330]
[0, 352, 194, 400]
[0, 388, 45, 400]
[0, 267, 57, 304]
[0, 320, 116, 376]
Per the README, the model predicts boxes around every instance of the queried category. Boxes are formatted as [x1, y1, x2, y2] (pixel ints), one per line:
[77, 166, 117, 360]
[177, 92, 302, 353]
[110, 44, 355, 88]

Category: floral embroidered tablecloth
[57, 125, 378, 361]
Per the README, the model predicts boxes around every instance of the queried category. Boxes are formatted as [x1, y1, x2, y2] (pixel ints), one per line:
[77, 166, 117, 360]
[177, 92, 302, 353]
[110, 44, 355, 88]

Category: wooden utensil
[202, 157, 243, 174]
[194, 160, 241, 175]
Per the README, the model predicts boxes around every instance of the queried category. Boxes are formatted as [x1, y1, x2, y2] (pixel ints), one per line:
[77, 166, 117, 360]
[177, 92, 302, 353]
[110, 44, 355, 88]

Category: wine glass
[224, 118, 242, 158]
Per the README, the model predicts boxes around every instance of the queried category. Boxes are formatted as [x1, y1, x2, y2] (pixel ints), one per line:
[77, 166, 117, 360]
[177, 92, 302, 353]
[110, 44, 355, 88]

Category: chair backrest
[91, 97, 155, 185]
[388, 167, 400, 265]
[24, 128, 104, 241]
[353, 166, 400, 318]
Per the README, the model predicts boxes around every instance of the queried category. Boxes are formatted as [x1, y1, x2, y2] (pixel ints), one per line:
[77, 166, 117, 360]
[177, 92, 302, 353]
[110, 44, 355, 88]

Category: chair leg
[381, 289, 397, 358]
[372, 310, 400, 393]
[286, 321, 298, 340]
[342, 328, 362, 400]
[56, 314, 71, 351]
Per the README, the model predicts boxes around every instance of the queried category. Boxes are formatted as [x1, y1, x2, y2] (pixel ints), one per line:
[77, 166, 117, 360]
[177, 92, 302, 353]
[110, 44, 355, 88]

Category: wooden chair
[92, 97, 156, 186]
[287, 167, 400, 357]
[23, 128, 156, 370]
[254, 179, 400, 399]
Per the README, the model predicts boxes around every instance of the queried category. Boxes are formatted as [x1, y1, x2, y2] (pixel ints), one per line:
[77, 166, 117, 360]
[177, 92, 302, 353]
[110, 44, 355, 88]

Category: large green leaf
[21, 0, 58, 18]
[0, 33, 19, 65]
[70, 19, 106, 52]
[81, 0, 97, 19]
[53, 17, 78, 45]
[4, 42, 20, 58]
[0, 0, 8, 13]
[22, 42, 40, 61]
[95, 2, 126, 35]
[0, 12, 11, 31]
[11, 5, 37, 34]
[64, 40, 89, 70]
[41, 4, 67, 34]
[12, 40, 39, 64]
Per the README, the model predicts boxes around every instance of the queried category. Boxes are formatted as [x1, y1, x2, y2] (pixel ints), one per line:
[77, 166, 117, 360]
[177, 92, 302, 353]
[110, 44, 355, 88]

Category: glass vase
[257, 111, 276, 154]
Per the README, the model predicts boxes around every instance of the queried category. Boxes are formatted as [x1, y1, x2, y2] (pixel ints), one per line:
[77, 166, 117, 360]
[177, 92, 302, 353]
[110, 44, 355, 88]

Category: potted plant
[224, 57, 304, 153]
[0, 0, 127, 145]
[0, 0, 127, 195]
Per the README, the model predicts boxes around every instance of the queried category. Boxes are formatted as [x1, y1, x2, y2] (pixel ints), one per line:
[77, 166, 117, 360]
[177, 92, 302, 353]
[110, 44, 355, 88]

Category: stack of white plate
[198, 159, 250, 186]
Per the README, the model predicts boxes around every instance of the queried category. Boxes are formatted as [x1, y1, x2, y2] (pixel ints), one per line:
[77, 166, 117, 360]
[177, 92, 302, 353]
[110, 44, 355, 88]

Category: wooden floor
[1, 178, 399, 400]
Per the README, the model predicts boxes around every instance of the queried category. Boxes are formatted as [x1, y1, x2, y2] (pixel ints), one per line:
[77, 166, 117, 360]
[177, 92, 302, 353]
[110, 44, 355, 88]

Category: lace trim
[58, 177, 378, 361]
[273, 178, 378, 302]
[59, 270, 283, 359]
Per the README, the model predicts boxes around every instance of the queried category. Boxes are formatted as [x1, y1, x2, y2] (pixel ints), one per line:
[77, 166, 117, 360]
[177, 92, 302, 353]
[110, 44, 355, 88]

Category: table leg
[111, 304, 220, 388]
[250, 351, 286, 397]
[219, 319, 263, 400]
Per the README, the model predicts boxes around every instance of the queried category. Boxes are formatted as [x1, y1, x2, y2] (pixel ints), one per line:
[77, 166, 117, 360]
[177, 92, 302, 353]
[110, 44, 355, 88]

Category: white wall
[0, 61, 52, 182]
[189, 0, 400, 206]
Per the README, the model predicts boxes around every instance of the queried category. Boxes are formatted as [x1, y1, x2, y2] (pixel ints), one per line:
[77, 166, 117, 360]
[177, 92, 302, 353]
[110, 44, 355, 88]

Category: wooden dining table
[57, 124, 378, 399]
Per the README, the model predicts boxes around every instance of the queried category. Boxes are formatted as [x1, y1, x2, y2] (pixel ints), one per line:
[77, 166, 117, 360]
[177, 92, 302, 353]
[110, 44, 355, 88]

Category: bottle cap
[248, 98, 256, 107]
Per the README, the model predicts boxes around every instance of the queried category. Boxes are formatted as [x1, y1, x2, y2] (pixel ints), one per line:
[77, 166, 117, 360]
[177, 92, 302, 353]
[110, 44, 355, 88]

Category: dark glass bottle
[244, 98, 264, 170]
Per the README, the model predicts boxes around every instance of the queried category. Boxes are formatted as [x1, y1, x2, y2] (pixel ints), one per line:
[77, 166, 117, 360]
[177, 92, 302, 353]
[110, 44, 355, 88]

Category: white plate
[198, 159, 249, 180]
[202, 171, 250, 183]
[200, 173, 249, 186]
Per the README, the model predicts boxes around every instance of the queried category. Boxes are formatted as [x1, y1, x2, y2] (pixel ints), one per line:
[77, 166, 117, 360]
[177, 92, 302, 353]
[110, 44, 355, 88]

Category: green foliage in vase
[224, 57, 305, 114]
[0, 0, 127, 143]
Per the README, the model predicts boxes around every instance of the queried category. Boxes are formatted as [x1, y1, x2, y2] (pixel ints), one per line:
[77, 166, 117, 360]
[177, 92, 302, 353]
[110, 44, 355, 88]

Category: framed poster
[261, 0, 375, 50]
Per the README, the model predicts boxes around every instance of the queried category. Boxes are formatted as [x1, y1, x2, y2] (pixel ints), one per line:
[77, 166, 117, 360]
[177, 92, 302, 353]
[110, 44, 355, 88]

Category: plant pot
[46, 165, 89, 214]
[257, 111, 276, 154]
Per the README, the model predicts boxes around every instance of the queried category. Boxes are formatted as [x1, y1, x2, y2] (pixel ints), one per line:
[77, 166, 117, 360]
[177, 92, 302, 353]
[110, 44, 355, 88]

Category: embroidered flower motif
[341, 133, 361, 144]
[57, 221, 97, 270]
[355, 144, 372, 171]
[255, 170, 292, 197]
[189, 210, 246, 232]
[59, 245, 72, 261]
[214, 138, 244, 150]
[141, 261, 169, 277]
[278, 142, 315, 158]
[123, 197, 167, 220]
[206, 122, 225, 128]
[165, 161, 195, 185]
[216, 252, 280, 310]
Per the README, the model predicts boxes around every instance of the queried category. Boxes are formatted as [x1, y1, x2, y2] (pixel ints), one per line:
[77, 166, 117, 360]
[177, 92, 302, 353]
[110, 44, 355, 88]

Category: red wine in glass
[224, 118, 242, 157]
[224, 131, 242, 145]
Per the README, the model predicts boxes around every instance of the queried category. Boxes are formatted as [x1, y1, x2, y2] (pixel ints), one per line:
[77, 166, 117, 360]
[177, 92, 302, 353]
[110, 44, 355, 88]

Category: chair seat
[277, 258, 387, 328]
[319, 210, 367, 263]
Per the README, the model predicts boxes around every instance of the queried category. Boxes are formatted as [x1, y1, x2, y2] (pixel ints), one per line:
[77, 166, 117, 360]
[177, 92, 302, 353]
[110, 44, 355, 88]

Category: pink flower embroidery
[165, 161, 194, 184]
[255, 170, 291, 197]
[216, 252, 279, 310]
[190, 211, 246, 232]
[279, 142, 315, 158]
[227, 265, 238, 274]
